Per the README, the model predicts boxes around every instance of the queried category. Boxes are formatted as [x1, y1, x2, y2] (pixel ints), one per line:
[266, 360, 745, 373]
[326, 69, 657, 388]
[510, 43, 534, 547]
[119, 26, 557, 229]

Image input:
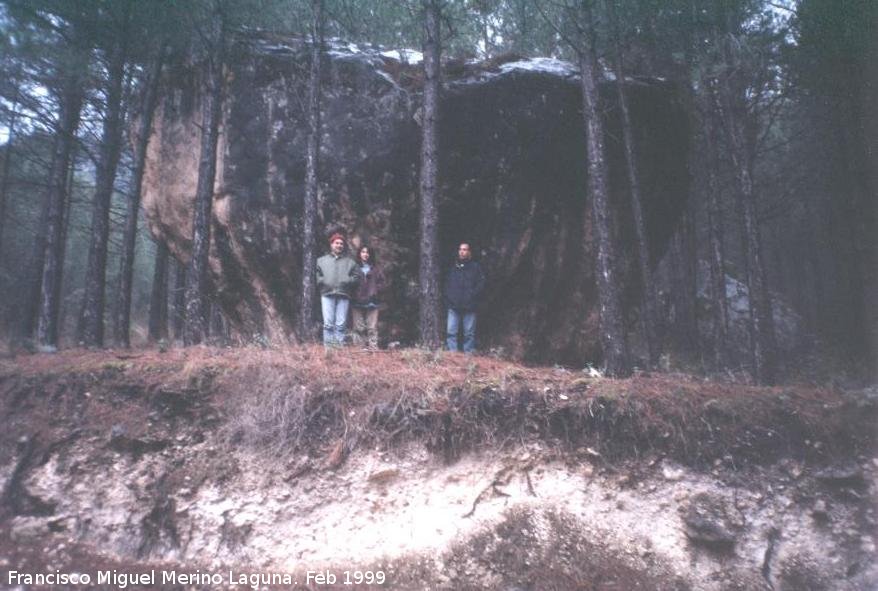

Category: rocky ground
[0, 346, 875, 590]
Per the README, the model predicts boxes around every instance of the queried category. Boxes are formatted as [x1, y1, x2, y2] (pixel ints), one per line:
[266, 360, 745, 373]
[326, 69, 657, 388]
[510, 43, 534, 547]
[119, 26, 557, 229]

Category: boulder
[141, 33, 689, 363]
[681, 492, 738, 551]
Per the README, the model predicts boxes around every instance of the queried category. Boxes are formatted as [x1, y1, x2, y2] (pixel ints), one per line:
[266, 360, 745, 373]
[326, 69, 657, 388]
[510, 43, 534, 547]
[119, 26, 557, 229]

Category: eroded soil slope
[1, 347, 875, 590]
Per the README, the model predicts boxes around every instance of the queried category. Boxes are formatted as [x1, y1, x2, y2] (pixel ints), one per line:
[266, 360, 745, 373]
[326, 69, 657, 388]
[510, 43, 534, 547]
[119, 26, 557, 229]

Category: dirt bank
[1, 347, 875, 589]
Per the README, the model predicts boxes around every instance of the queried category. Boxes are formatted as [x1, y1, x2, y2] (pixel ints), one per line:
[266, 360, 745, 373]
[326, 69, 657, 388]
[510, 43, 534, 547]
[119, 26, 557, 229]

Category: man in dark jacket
[444, 242, 485, 353]
[316, 233, 360, 346]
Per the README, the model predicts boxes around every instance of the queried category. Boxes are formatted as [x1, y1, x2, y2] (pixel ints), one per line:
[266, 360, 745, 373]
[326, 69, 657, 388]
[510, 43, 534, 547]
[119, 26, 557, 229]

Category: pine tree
[577, 8, 630, 377]
[298, 0, 325, 342]
[709, 29, 777, 384]
[183, 4, 226, 346]
[0, 79, 20, 267]
[78, 6, 132, 348]
[608, 0, 659, 366]
[794, 0, 877, 374]
[115, 47, 165, 347]
[701, 100, 730, 368]
[173, 258, 186, 339]
[148, 241, 169, 342]
[417, 0, 443, 349]
[35, 54, 87, 350]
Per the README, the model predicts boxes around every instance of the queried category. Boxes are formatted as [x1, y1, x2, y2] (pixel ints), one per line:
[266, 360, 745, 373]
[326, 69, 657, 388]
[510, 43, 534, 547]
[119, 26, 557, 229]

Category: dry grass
[1, 345, 873, 469]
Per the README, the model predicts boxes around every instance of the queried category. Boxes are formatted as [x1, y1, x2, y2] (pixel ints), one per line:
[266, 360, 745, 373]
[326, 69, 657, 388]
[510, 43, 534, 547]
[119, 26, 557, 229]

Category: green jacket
[316, 253, 360, 297]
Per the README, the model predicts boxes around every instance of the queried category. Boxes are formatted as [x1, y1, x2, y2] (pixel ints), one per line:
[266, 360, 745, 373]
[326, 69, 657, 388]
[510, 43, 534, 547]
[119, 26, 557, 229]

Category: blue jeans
[447, 309, 477, 353]
[321, 295, 350, 346]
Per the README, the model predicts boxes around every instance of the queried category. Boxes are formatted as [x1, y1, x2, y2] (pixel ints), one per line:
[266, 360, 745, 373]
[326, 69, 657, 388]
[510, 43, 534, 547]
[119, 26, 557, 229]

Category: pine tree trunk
[608, 2, 658, 366]
[418, 0, 442, 349]
[173, 257, 186, 339]
[834, 100, 876, 370]
[35, 76, 85, 350]
[148, 241, 170, 342]
[712, 82, 776, 384]
[0, 96, 19, 266]
[55, 150, 77, 343]
[115, 49, 164, 347]
[210, 296, 226, 344]
[703, 114, 730, 368]
[671, 197, 699, 354]
[78, 36, 129, 347]
[299, 0, 324, 341]
[21, 169, 53, 340]
[578, 40, 630, 377]
[183, 16, 225, 346]
[801, 198, 824, 335]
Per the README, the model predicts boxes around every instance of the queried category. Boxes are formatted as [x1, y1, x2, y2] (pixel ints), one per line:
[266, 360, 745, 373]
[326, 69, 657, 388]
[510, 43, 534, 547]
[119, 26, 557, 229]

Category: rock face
[141, 33, 689, 362]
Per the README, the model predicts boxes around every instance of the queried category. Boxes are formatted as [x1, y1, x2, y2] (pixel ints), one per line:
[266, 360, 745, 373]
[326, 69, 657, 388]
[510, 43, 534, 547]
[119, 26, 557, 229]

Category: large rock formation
[142, 33, 689, 363]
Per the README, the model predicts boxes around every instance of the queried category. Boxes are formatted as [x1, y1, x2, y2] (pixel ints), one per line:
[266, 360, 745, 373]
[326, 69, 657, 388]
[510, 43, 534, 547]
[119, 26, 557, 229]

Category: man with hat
[316, 232, 361, 346]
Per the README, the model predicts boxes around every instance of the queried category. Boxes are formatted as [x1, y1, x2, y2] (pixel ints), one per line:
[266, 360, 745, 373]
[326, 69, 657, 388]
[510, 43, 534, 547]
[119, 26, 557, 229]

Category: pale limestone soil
[6, 436, 877, 590]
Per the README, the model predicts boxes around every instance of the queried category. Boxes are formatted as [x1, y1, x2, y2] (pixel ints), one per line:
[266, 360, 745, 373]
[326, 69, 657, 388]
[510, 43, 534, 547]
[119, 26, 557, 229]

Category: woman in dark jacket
[351, 245, 386, 349]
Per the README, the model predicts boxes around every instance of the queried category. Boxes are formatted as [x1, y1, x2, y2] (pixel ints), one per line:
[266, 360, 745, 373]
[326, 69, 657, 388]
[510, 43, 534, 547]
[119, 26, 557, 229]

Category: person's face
[458, 243, 471, 261]
[331, 238, 345, 254]
[359, 248, 371, 263]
